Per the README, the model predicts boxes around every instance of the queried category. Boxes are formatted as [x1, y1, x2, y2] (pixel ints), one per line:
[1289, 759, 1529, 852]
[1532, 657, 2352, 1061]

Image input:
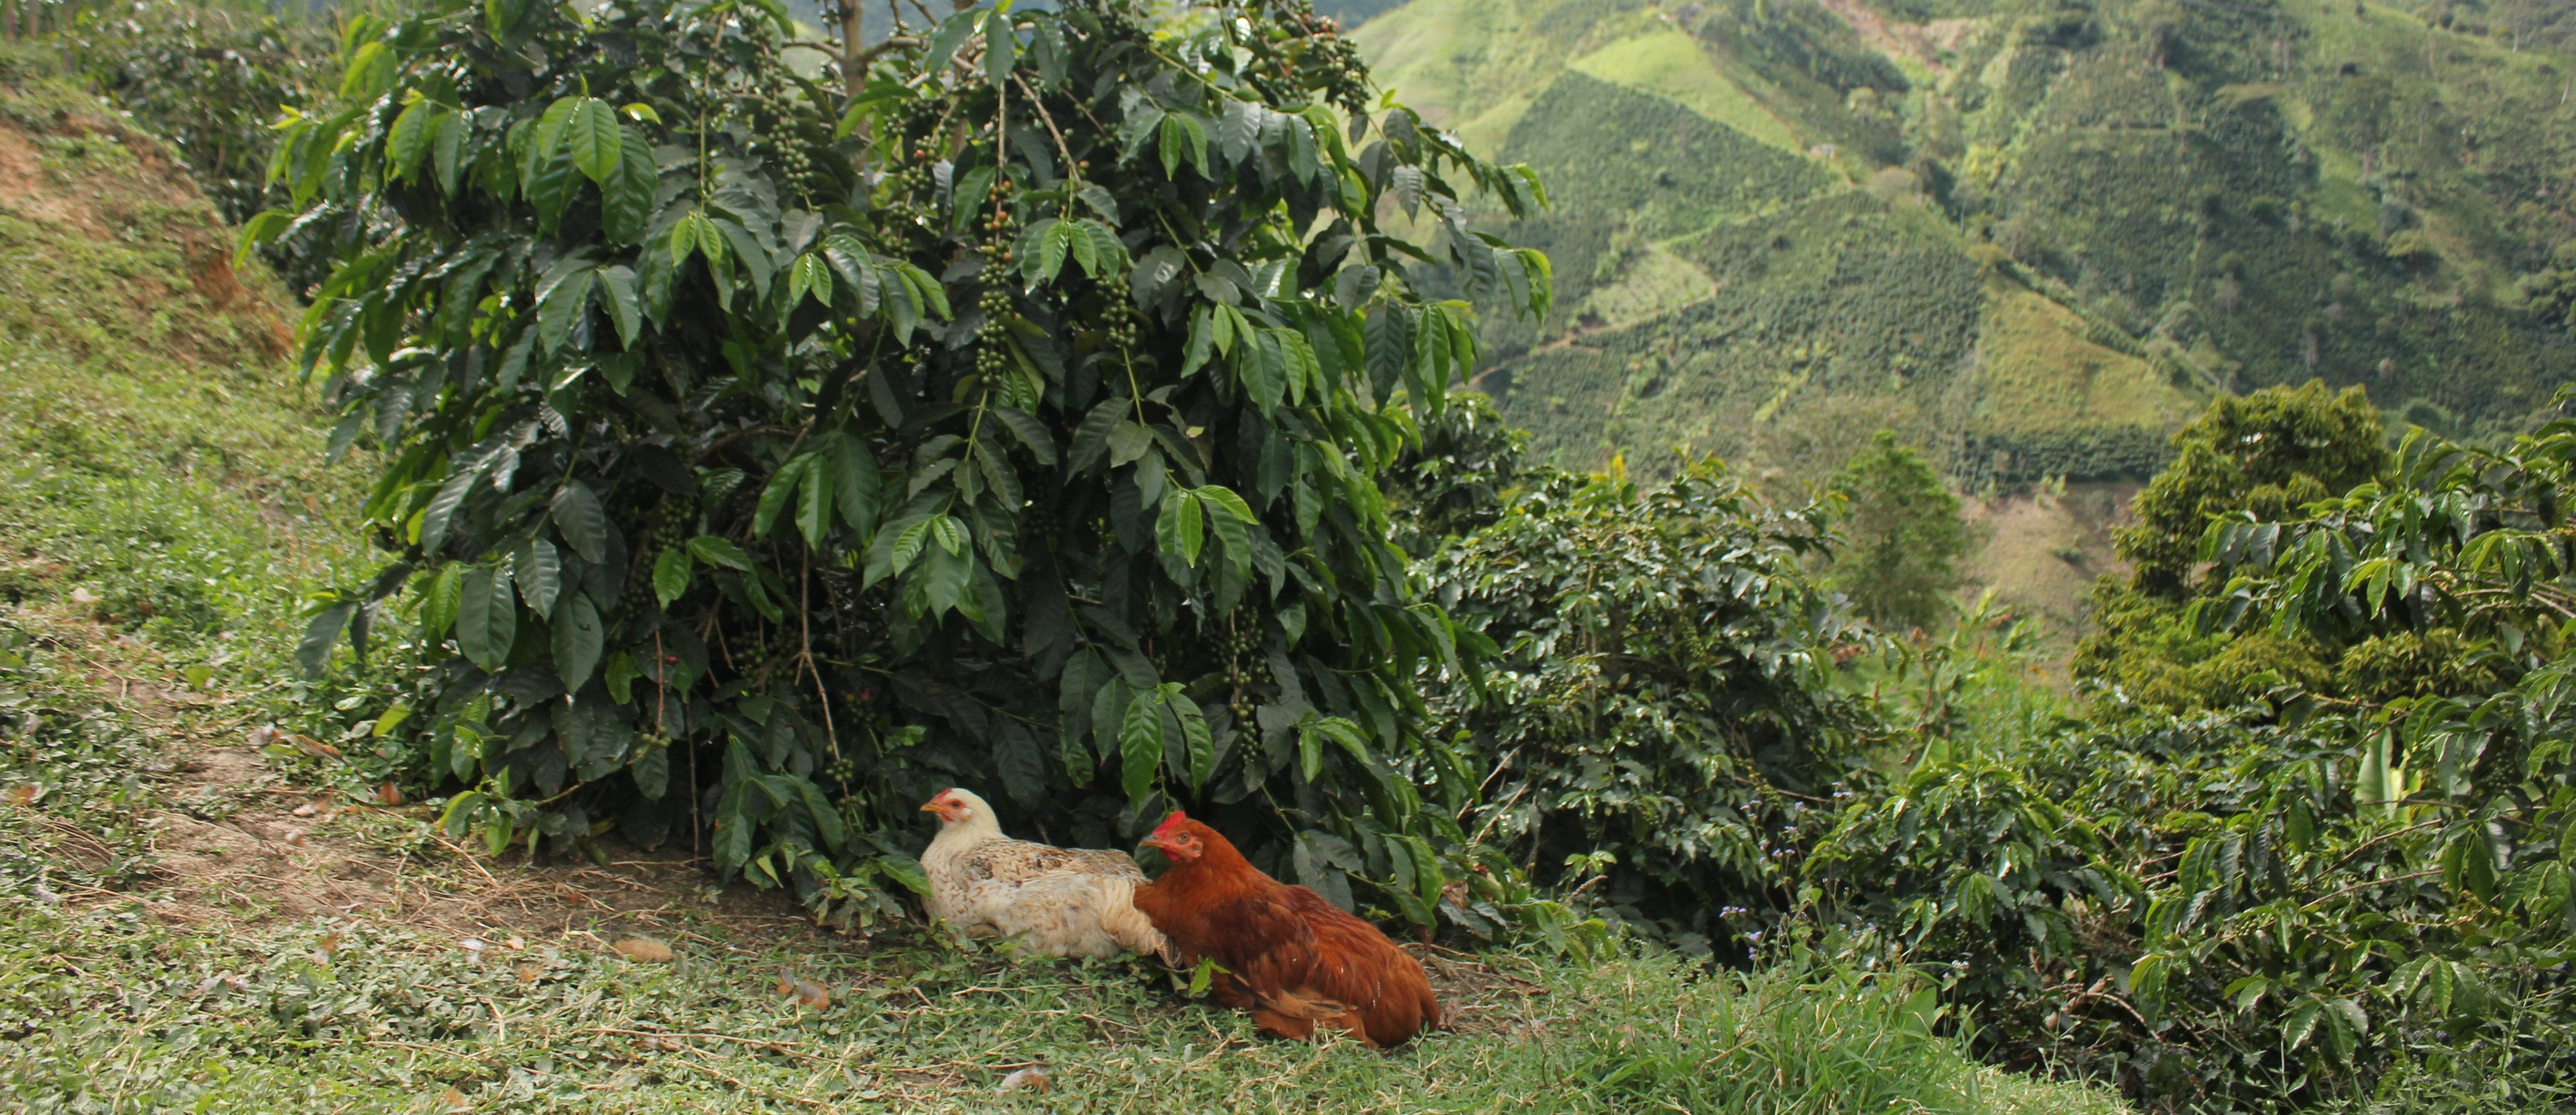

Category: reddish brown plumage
[1132, 813, 1439, 1048]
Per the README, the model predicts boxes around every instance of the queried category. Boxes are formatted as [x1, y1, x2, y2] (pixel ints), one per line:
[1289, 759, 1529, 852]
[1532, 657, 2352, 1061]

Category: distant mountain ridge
[1349, 0, 2576, 489]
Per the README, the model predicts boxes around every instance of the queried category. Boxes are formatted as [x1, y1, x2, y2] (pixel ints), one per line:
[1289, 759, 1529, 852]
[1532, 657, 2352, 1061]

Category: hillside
[1352, 0, 2576, 498]
[0, 40, 2138, 1115]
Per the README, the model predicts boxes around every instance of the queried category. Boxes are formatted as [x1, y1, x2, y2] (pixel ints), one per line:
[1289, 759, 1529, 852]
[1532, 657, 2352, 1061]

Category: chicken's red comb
[1151, 810, 1189, 838]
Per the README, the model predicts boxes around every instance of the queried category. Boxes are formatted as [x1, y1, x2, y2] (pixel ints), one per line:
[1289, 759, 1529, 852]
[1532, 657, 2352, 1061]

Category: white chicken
[917, 788, 1173, 961]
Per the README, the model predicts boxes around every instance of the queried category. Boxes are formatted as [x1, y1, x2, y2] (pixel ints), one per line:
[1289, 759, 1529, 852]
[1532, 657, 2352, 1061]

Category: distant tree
[1418, 458, 1863, 945]
[2073, 381, 2387, 706]
[2114, 380, 2387, 600]
[1826, 430, 1971, 632]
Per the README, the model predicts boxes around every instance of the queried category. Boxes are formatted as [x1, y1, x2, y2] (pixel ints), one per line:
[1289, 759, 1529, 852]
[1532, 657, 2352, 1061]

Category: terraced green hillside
[1354, 0, 2576, 489]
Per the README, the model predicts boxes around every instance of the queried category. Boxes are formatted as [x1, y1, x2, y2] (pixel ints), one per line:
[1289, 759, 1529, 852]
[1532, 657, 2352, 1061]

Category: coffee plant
[254, 0, 1564, 930]
[72, 2, 334, 227]
[1802, 400, 2576, 1111]
[1419, 459, 1871, 949]
[69, 1, 346, 297]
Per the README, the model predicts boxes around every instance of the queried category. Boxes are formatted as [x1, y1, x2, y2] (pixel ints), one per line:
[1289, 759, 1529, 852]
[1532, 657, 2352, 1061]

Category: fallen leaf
[996, 1066, 1050, 1094]
[612, 938, 675, 963]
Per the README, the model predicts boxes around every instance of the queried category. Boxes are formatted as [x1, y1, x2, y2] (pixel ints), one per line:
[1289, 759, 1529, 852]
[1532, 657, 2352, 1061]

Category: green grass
[1971, 288, 2174, 435]
[0, 869, 2130, 1114]
[0, 349, 373, 681]
[0, 46, 370, 717]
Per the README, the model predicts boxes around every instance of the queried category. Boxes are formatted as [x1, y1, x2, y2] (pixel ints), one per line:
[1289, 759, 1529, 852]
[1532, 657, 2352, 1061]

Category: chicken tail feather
[1097, 875, 1178, 963]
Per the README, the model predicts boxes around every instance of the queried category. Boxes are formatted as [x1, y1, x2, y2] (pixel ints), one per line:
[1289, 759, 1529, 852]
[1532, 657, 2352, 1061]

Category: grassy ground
[0, 44, 2132, 1115]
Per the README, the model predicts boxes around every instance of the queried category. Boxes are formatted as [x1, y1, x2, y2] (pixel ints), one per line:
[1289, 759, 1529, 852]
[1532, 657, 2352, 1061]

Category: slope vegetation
[1356, 0, 2576, 489]
[0, 42, 2131, 1114]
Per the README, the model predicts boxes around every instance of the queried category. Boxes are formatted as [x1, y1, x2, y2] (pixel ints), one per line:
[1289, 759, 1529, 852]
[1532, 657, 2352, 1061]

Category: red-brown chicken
[1133, 812, 1440, 1048]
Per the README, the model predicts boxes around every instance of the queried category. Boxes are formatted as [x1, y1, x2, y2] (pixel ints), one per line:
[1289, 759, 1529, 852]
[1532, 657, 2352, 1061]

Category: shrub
[256, 0, 1567, 929]
[1421, 459, 1871, 947]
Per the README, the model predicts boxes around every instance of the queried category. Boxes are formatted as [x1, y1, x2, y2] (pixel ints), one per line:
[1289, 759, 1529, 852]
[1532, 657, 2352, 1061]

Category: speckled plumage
[919, 788, 1172, 961]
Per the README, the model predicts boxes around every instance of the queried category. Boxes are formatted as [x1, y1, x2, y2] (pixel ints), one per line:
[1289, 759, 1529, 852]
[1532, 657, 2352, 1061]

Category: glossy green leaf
[602, 127, 657, 244]
[1119, 689, 1161, 806]
[796, 452, 833, 546]
[596, 265, 642, 348]
[1168, 684, 1214, 790]
[535, 259, 595, 354]
[553, 591, 603, 691]
[421, 563, 464, 640]
[889, 517, 932, 574]
[1157, 486, 1205, 567]
[551, 482, 609, 563]
[788, 253, 834, 309]
[982, 8, 1016, 87]
[753, 455, 811, 538]
[828, 435, 881, 535]
[456, 564, 517, 672]
[431, 109, 469, 195]
[514, 537, 561, 618]
[929, 515, 968, 556]
[651, 547, 693, 607]
[296, 600, 357, 678]
[686, 535, 754, 571]
[630, 739, 669, 799]
[388, 100, 437, 180]
[564, 97, 623, 185]
[420, 469, 478, 555]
